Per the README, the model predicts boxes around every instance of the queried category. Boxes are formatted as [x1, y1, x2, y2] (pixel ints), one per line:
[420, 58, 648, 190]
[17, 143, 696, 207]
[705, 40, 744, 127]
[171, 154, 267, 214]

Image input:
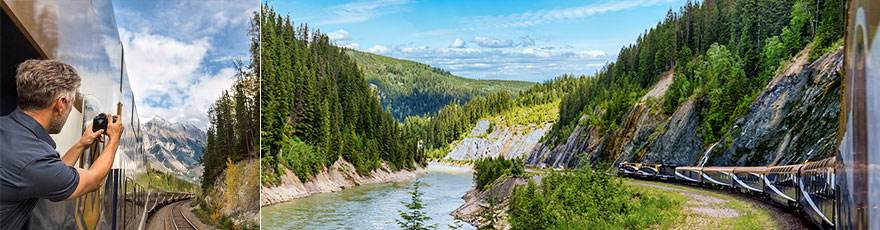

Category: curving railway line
[618, 157, 835, 229]
[163, 200, 196, 230]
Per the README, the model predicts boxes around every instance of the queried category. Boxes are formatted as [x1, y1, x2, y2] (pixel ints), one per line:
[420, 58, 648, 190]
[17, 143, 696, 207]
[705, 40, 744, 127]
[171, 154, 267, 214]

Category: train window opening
[1, 6, 42, 116]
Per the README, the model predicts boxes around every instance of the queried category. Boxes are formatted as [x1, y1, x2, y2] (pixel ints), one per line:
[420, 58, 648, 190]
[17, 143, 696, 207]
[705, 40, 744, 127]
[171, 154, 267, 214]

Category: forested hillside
[404, 74, 585, 159]
[260, 5, 424, 185]
[196, 11, 261, 228]
[347, 50, 536, 121]
[546, 0, 844, 148]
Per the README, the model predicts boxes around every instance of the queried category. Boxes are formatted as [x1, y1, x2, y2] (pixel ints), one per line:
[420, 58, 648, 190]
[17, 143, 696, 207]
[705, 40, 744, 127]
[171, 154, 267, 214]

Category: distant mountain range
[143, 116, 205, 183]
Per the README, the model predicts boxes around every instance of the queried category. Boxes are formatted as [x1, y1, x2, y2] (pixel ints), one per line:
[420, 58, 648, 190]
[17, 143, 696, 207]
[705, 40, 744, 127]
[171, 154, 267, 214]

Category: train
[618, 157, 836, 229]
[1, 0, 194, 229]
[619, 1, 880, 230]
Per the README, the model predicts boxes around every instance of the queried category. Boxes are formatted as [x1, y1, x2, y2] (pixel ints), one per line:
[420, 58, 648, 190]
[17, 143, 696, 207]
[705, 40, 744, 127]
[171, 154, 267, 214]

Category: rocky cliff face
[705, 47, 842, 166]
[452, 175, 541, 228]
[208, 158, 260, 227]
[525, 46, 842, 168]
[525, 120, 600, 169]
[261, 157, 427, 206]
[143, 117, 206, 182]
[639, 96, 706, 165]
[446, 120, 552, 161]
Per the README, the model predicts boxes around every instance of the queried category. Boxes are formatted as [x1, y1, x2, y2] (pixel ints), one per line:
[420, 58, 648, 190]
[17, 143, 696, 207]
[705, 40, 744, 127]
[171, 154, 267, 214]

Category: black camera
[92, 113, 116, 132]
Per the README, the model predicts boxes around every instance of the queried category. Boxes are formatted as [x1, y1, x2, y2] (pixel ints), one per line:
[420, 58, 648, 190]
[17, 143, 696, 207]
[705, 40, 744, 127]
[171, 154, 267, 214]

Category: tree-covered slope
[261, 5, 424, 185]
[527, 0, 844, 169]
[347, 50, 536, 121]
[546, 0, 844, 148]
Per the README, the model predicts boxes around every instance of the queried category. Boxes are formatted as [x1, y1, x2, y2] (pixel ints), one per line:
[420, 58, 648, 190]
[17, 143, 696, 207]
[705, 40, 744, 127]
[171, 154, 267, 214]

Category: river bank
[428, 160, 474, 172]
[261, 158, 428, 206]
[261, 164, 476, 229]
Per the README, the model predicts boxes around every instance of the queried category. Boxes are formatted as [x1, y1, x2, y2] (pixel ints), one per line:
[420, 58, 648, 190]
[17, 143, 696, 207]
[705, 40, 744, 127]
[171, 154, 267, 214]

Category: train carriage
[637, 163, 661, 179]
[657, 165, 677, 181]
[1, 1, 193, 229]
[800, 157, 836, 229]
[731, 166, 766, 195]
[700, 167, 735, 189]
[675, 166, 703, 184]
[617, 162, 640, 177]
[764, 164, 803, 208]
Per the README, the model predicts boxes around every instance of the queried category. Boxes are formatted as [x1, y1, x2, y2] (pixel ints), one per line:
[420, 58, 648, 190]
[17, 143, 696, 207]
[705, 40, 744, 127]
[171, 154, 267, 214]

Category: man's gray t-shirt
[0, 108, 80, 230]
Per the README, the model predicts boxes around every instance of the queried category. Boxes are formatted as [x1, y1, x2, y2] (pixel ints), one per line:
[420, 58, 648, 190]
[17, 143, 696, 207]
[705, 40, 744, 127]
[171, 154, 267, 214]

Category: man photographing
[0, 60, 124, 229]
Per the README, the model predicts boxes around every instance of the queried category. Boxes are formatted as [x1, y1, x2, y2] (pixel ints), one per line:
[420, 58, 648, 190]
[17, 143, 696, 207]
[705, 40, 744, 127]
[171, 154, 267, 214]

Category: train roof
[801, 157, 836, 171]
[731, 166, 768, 173]
[676, 166, 703, 171]
[765, 164, 803, 174]
[701, 166, 736, 172]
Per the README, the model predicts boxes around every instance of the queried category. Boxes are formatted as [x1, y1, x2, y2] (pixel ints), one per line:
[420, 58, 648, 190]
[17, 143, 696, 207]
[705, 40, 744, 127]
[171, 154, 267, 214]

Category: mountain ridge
[346, 49, 537, 120]
[143, 116, 206, 182]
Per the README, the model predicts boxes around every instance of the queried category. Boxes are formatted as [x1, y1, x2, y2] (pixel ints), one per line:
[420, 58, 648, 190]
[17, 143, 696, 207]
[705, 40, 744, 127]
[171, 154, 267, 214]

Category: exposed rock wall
[641, 96, 706, 165]
[260, 157, 427, 206]
[446, 120, 552, 161]
[451, 175, 541, 228]
[706, 47, 842, 166]
[525, 121, 601, 169]
[207, 158, 260, 227]
[525, 46, 842, 168]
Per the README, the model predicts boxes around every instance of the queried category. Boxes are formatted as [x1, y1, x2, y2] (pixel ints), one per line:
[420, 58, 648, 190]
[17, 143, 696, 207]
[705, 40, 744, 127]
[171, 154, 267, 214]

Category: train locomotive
[1, 0, 194, 229]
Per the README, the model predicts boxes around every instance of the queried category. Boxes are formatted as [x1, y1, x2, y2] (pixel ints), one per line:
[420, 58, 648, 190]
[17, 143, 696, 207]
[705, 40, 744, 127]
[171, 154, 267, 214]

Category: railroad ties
[164, 200, 197, 230]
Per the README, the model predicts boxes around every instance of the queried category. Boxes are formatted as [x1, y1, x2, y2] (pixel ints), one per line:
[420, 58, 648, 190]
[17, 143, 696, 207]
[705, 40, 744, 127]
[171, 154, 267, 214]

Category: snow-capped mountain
[143, 116, 206, 182]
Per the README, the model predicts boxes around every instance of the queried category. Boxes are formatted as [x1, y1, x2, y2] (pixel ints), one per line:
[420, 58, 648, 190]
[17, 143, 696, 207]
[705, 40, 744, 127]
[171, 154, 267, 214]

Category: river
[261, 164, 476, 230]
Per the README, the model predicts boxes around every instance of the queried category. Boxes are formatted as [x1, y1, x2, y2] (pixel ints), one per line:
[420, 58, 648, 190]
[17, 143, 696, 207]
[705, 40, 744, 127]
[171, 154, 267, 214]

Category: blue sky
[268, 0, 687, 82]
[113, 0, 258, 129]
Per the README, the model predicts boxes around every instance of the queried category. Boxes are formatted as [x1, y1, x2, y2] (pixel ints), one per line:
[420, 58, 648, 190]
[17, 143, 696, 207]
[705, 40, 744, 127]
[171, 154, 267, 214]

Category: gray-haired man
[0, 60, 124, 229]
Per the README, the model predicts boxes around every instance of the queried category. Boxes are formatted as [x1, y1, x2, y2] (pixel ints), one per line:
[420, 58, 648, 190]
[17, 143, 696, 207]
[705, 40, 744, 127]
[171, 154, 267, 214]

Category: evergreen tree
[397, 181, 435, 230]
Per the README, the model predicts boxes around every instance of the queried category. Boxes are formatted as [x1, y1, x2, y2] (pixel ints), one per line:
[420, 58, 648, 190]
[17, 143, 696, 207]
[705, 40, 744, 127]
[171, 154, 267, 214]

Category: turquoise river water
[261, 164, 476, 230]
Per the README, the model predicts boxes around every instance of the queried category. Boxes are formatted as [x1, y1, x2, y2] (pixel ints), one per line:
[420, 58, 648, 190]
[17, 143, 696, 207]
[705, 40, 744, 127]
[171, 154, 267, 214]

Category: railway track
[164, 200, 197, 230]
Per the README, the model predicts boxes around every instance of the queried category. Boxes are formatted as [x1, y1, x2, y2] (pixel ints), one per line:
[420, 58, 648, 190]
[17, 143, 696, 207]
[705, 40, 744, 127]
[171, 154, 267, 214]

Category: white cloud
[521, 48, 551, 58]
[327, 29, 351, 42]
[472, 36, 514, 48]
[344, 43, 361, 49]
[115, 1, 256, 43]
[121, 28, 235, 129]
[519, 36, 535, 47]
[578, 50, 606, 57]
[473, 0, 672, 28]
[449, 38, 467, 48]
[114, 2, 256, 130]
[364, 44, 610, 81]
[319, 0, 409, 25]
[367, 45, 392, 54]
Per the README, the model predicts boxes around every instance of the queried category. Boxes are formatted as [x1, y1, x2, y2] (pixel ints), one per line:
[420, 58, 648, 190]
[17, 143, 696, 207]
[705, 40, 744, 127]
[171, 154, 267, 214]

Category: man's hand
[105, 114, 124, 141]
[78, 123, 104, 146]
[65, 114, 124, 200]
[63, 123, 105, 166]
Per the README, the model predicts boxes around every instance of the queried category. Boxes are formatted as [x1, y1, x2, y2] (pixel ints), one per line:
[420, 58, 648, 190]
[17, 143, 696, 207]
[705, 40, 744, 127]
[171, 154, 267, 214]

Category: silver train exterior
[1, 1, 193, 229]
[621, 1, 880, 229]
[840, 0, 879, 229]
[617, 158, 838, 229]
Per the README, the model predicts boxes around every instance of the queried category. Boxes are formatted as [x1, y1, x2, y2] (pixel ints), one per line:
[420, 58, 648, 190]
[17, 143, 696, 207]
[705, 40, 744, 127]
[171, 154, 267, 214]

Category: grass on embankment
[506, 170, 683, 230]
[622, 178, 775, 230]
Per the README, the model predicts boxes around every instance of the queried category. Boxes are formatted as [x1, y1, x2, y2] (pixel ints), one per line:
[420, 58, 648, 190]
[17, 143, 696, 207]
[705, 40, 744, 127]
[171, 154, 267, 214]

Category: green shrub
[473, 156, 521, 191]
[507, 168, 680, 229]
[280, 136, 323, 181]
